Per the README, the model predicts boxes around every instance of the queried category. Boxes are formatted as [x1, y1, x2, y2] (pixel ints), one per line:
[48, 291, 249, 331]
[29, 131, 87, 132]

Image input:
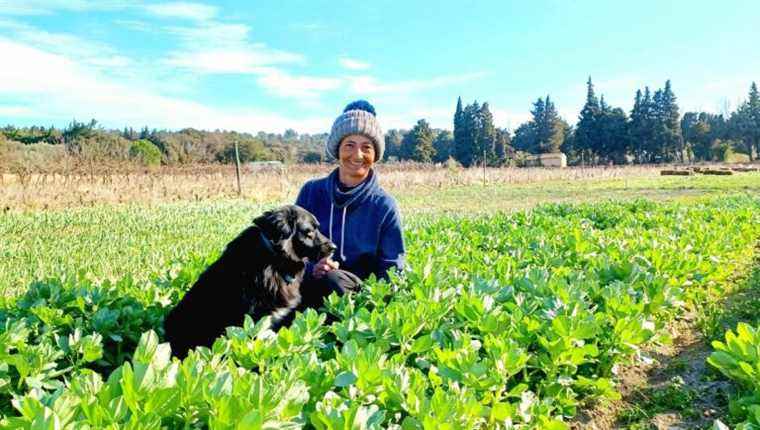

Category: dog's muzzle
[322, 241, 337, 256]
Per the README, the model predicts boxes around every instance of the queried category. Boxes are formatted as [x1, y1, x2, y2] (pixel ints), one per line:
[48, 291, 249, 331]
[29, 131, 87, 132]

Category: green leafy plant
[2, 197, 759, 428]
[708, 323, 760, 428]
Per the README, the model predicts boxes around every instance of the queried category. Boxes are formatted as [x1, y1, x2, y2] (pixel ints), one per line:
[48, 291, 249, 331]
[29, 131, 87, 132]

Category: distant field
[1, 163, 664, 210]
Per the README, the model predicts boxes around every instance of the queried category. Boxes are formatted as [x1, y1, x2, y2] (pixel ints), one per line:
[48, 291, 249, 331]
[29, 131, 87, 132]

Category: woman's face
[338, 134, 375, 182]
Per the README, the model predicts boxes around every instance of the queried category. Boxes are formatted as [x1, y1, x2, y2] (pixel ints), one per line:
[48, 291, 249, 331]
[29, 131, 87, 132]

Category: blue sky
[1, 0, 758, 133]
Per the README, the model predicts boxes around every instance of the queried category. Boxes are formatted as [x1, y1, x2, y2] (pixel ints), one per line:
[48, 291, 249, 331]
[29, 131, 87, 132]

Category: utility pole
[234, 141, 242, 196]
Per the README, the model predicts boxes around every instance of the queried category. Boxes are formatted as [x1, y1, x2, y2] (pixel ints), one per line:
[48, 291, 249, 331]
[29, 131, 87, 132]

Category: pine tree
[575, 77, 601, 164]
[651, 88, 667, 162]
[511, 123, 535, 153]
[640, 87, 657, 162]
[596, 96, 630, 164]
[494, 128, 512, 166]
[477, 102, 497, 165]
[384, 129, 404, 160]
[401, 119, 435, 162]
[432, 130, 454, 163]
[682, 112, 714, 161]
[456, 101, 481, 167]
[748, 82, 760, 159]
[533, 96, 563, 153]
[453, 97, 470, 165]
[661, 80, 684, 162]
[629, 89, 644, 163]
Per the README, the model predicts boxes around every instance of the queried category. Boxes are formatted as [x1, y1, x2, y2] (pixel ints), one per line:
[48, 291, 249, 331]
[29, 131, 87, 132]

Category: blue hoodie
[295, 168, 405, 281]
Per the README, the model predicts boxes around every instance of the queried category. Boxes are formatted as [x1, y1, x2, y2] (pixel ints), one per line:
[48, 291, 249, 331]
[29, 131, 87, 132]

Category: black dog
[163, 205, 335, 358]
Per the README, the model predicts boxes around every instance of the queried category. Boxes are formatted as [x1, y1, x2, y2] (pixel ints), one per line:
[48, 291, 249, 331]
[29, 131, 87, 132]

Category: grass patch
[697, 255, 760, 341]
[618, 377, 701, 428]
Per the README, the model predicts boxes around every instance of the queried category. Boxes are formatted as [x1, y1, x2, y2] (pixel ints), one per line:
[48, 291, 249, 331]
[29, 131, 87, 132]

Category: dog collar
[259, 230, 296, 284]
[259, 230, 276, 254]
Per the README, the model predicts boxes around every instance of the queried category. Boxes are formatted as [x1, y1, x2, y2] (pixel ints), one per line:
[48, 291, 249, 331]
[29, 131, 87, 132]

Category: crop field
[1, 170, 760, 429]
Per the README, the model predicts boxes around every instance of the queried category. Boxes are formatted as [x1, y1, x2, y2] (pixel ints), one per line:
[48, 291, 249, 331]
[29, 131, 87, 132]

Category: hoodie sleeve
[295, 181, 311, 210]
[375, 203, 406, 281]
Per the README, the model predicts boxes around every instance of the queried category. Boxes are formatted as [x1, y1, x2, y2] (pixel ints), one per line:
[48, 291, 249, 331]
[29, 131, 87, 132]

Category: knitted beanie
[326, 100, 384, 162]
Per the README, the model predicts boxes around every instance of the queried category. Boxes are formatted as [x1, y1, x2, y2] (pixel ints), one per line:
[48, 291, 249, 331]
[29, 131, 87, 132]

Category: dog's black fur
[163, 205, 335, 358]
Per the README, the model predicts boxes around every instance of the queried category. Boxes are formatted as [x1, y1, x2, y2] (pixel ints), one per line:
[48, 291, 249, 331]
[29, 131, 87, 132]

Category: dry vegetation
[0, 162, 668, 210]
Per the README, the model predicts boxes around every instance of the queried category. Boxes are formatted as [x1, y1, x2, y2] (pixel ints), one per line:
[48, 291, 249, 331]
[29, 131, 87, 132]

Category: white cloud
[686, 77, 753, 114]
[492, 109, 531, 130]
[154, 17, 346, 101]
[114, 19, 154, 33]
[256, 69, 342, 99]
[165, 49, 302, 74]
[0, 18, 132, 71]
[0, 0, 129, 15]
[144, 2, 217, 21]
[347, 72, 486, 95]
[165, 21, 252, 49]
[0, 105, 34, 116]
[339, 57, 371, 71]
[0, 38, 331, 133]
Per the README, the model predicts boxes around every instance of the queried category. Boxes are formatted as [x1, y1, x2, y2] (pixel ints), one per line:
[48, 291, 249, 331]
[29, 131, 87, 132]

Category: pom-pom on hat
[326, 100, 384, 162]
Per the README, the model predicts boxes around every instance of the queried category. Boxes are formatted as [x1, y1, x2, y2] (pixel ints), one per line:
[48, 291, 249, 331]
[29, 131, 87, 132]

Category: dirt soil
[572, 313, 730, 430]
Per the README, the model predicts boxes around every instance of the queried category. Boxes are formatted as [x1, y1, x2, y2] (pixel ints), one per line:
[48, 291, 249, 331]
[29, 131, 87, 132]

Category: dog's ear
[286, 205, 300, 232]
[253, 208, 293, 241]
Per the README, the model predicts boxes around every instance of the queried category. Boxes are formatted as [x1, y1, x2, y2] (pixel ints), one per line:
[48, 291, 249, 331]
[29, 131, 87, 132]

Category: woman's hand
[312, 257, 339, 279]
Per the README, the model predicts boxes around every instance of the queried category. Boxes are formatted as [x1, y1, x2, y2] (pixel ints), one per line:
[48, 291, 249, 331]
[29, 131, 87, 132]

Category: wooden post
[483, 147, 487, 185]
[234, 141, 242, 196]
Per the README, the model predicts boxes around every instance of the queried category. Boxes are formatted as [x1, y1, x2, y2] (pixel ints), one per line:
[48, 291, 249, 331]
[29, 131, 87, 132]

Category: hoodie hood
[327, 167, 378, 210]
[324, 168, 380, 261]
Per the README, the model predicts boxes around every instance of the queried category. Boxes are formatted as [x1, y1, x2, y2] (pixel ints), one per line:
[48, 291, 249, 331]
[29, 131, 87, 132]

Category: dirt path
[573, 314, 727, 430]
[573, 256, 760, 430]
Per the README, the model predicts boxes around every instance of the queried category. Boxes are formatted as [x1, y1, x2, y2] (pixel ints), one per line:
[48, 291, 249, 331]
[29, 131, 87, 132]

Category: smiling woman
[293, 100, 405, 316]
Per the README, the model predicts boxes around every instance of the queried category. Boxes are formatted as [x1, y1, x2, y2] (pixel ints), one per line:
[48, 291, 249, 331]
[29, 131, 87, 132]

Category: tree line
[2, 79, 759, 166]
[1, 121, 330, 166]
[390, 79, 760, 166]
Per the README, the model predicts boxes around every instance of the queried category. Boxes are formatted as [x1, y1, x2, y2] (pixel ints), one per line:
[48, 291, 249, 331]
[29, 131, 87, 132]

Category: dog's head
[253, 205, 335, 262]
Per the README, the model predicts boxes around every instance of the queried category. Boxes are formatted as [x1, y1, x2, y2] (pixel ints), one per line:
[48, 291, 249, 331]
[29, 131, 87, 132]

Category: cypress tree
[457, 101, 481, 167]
[651, 88, 667, 162]
[478, 102, 497, 165]
[629, 89, 644, 163]
[533, 96, 563, 153]
[748, 82, 760, 159]
[640, 87, 657, 162]
[731, 82, 760, 161]
[453, 97, 468, 165]
[576, 77, 601, 164]
[661, 80, 684, 162]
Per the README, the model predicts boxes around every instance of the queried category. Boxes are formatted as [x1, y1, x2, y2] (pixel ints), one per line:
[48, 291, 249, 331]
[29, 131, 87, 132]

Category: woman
[295, 100, 405, 311]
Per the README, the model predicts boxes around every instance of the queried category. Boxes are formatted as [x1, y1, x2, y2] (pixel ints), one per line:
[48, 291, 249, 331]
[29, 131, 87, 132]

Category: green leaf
[334, 371, 357, 388]
[411, 335, 434, 354]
